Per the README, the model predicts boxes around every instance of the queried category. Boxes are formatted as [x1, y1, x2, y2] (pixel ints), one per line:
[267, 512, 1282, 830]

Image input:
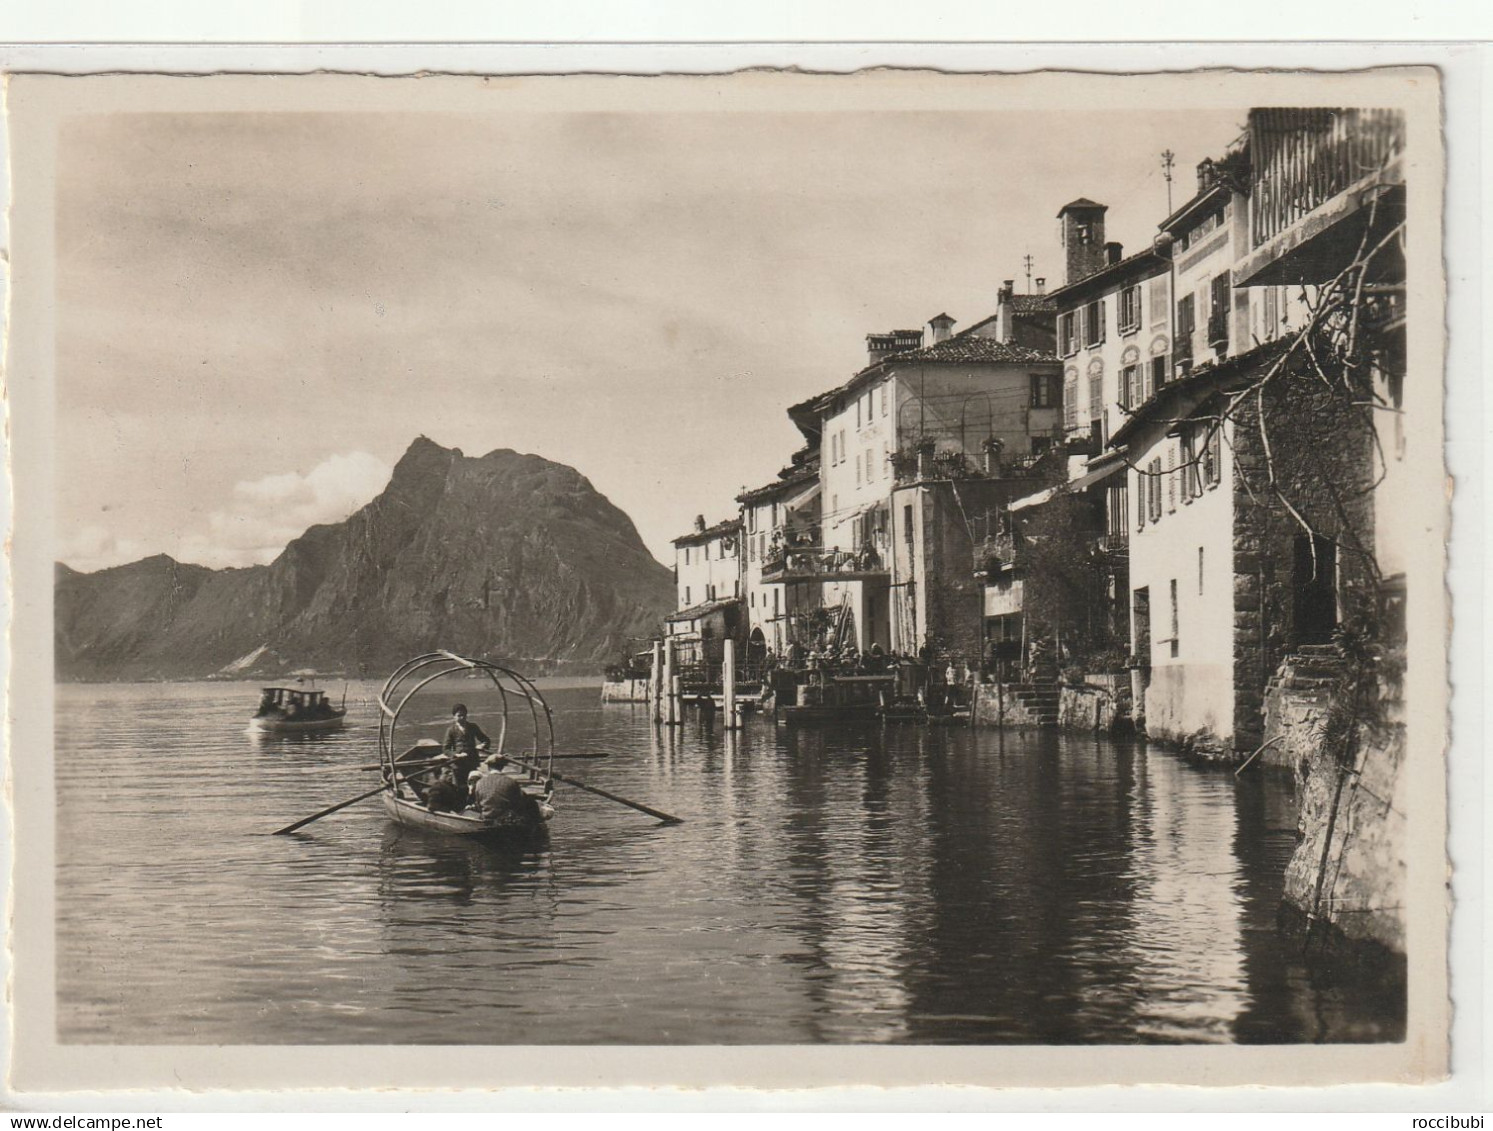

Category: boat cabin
[257, 687, 334, 716]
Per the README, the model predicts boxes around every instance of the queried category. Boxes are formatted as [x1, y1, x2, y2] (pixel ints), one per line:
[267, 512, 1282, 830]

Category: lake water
[55, 680, 1404, 1045]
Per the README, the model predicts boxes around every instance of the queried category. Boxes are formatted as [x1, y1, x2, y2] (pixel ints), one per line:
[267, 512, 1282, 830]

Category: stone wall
[600, 678, 650, 704]
[972, 682, 1051, 727]
[1230, 377, 1378, 753]
[1057, 676, 1132, 733]
[919, 481, 991, 666]
[1267, 659, 1406, 958]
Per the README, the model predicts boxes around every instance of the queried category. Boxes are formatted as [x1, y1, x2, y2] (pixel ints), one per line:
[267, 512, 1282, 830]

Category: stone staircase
[1006, 656, 1061, 727]
[1268, 643, 1348, 698]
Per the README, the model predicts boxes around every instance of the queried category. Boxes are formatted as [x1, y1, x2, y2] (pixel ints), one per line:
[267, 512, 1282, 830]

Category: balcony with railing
[1361, 283, 1406, 334]
[891, 437, 1063, 488]
[760, 543, 889, 582]
[1207, 309, 1230, 352]
[1237, 108, 1406, 287]
[1172, 332, 1194, 379]
[976, 530, 1024, 576]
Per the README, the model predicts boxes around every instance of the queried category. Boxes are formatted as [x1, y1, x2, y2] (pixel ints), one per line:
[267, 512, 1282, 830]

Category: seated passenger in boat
[419, 759, 465, 813]
[467, 754, 538, 822]
[442, 703, 491, 791]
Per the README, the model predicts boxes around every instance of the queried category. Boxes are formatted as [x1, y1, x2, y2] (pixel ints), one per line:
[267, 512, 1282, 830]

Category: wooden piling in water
[650, 640, 664, 723]
[723, 639, 739, 730]
[663, 639, 679, 726]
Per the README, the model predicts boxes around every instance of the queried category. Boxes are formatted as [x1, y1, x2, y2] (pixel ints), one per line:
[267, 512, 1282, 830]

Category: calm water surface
[56, 680, 1403, 1044]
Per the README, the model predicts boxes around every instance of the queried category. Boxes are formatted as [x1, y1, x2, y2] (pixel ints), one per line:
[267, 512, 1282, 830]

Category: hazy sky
[57, 105, 1246, 571]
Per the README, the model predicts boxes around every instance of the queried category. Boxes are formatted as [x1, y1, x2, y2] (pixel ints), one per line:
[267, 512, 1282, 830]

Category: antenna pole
[1161, 149, 1176, 214]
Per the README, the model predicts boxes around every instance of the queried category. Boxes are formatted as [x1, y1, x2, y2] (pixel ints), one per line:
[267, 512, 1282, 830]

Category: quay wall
[1267, 662, 1406, 959]
[971, 683, 1046, 727]
[1057, 677, 1132, 733]
[600, 678, 650, 704]
[1141, 662, 1234, 757]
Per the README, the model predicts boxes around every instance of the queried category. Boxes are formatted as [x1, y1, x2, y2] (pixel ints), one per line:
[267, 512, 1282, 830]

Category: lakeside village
[609, 109, 1411, 967]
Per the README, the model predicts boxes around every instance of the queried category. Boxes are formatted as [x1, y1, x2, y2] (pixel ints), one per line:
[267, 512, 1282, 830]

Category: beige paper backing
[4, 68, 1450, 1095]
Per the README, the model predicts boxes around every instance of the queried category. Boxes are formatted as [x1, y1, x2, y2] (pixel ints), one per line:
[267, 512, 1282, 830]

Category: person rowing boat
[441, 702, 491, 794]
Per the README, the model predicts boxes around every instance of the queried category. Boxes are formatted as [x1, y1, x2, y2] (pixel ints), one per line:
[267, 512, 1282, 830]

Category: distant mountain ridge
[56, 437, 675, 681]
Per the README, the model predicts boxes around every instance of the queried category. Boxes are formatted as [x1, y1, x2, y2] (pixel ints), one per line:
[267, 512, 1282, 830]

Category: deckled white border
[0, 46, 1483, 1113]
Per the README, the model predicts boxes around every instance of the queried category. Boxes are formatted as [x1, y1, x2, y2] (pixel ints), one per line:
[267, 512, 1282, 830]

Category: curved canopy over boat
[376, 651, 557, 837]
[271, 650, 680, 838]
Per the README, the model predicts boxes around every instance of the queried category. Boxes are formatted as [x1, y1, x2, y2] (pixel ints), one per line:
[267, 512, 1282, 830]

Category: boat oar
[272, 785, 387, 836]
[354, 752, 610, 771]
[272, 765, 442, 835]
[505, 754, 683, 825]
[356, 757, 449, 773]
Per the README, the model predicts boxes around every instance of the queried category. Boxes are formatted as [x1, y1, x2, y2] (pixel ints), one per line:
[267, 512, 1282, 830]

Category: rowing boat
[274, 650, 681, 838]
[381, 786, 554, 839]
[375, 652, 558, 841]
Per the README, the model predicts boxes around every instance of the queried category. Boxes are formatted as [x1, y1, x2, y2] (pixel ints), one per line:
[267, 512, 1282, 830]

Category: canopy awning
[1065, 458, 1127, 494]
[1007, 485, 1058, 513]
[783, 479, 821, 514]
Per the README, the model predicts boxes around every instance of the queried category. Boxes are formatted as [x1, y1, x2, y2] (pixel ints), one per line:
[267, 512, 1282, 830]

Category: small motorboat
[375, 652, 557, 841]
[250, 685, 348, 732]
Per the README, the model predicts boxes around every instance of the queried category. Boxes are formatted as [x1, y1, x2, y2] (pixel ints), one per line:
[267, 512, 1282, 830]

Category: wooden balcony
[1236, 108, 1405, 287]
[760, 545, 889, 583]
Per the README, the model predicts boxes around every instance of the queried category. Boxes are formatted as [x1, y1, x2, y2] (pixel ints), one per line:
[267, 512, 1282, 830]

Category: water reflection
[1123, 747, 1248, 1042]
[54, 681, 1405, 1044]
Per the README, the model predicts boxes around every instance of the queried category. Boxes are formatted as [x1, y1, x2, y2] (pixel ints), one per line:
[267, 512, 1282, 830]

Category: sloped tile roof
[887, 335, 1056, 365]
[671, 517, 743, 547]
[1008, 294, 1057, 314]
[665, 596, 744, 623]
[787, 322, 1059, 433]
[1108, 338, 1292, 453]
[736, 463, 820, 505]
[1058, 197, 1108, 215]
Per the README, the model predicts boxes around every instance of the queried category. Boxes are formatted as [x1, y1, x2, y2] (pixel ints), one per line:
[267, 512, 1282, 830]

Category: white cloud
[60, 450, 394, 573]
[175, 450, 394, 568]
[58, 525, 152, 573]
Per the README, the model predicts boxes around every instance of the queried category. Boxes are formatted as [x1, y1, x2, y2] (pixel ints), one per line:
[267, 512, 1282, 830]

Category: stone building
[1233, 107, 1409, 962]
[1113, 110, 1404, 756]
[666, 515, 744, 666]
[775, 309, 1063, 659]
[736, 454, 820, 656]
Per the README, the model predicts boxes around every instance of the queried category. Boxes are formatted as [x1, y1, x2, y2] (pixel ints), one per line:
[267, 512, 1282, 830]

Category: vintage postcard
[5, 68, 1448, 1095]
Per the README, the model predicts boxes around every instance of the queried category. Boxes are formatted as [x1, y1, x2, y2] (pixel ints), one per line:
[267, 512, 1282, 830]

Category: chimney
[1057, 198, 1109, 286]
[1035, 277, 1046, 295]
[1197, 157, 1217, 193]
[867, 328, 924, 365]
[996, 281, 1015, 342]
[1105, 241, 1124, 266]
[983, 437, 1005, 476]
[693, 514, 706, 533]
[928, 312, 956, 344]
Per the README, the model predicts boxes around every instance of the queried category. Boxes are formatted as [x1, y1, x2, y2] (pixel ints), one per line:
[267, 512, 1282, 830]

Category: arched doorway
[747, 626, 767, 669]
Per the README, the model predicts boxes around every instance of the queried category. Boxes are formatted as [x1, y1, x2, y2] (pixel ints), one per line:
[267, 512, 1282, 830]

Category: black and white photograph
[5, 67, 1448, 1092]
